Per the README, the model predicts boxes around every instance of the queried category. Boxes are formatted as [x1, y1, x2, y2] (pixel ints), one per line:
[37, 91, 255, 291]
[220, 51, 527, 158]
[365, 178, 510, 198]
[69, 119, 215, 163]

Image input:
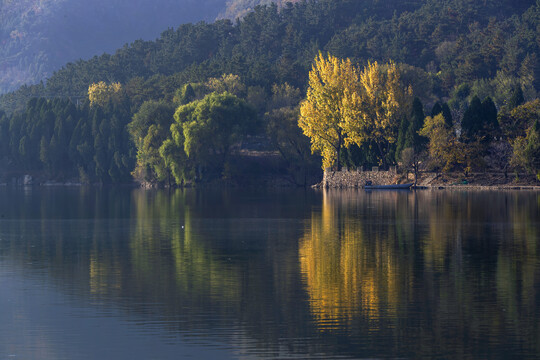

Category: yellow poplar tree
[299, 53, 358, 170]
[340, 61, 411, 165]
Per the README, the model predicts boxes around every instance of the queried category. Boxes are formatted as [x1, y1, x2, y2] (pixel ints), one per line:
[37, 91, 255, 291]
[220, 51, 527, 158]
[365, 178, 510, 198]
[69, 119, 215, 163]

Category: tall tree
[128, 101, 175, 183]
[299, 53, 358, 170]
[461, 96, 499, 143]
[396, 97, 427, 185]
[340, 60, 412, 166]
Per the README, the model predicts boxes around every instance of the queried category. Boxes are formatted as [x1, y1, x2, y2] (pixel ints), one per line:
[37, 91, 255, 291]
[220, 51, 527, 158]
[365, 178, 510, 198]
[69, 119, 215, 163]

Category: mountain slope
[0, 0, 538, 185]
[0, 0, 228, 93]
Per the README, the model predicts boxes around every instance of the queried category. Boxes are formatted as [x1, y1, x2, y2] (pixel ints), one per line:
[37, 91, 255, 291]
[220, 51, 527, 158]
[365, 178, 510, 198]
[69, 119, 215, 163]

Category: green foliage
[177, 84, 197, 105]
[0, 0, 228, 94]
[461, 96, 499, 143]
[265, 83, 319, 185]
[0, 97, 134, 182]
[499, 99, 540, 139]
[511, 119, 540, 173]
[431, 102, 453, 128]
[165, 92, 257, 183]
[128, 100, 175, 183]
[0, 0, 539, 183]
[508, 86, 525, 110]
[395, 97, 427, 163]
[4, 0, 537, 115]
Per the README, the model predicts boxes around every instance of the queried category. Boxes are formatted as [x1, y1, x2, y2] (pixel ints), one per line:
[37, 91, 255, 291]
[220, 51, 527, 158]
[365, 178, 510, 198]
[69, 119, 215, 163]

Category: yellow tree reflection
[299, 190, 411, 331]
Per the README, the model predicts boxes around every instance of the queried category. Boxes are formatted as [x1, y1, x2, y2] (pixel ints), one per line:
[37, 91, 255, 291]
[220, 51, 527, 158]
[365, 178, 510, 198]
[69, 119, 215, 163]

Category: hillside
[0, 0, 538, 187]
[218, 0, 302, 20]
[0, 0, 228, 94]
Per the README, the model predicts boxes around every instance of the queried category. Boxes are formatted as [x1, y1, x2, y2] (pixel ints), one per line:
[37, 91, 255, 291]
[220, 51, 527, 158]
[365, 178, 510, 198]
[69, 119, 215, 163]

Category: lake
[0, 187, 539, 359]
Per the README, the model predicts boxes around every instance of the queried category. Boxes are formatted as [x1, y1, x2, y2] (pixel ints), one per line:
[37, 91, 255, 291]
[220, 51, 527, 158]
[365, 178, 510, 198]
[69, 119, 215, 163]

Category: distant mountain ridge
[218, 0, 302, 20]
[0, 0, 228, 94]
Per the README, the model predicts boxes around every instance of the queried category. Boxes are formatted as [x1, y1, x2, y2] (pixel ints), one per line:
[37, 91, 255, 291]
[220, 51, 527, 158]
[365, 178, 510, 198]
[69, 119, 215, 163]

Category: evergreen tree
[507, 85, 524, 110]
[481, 97, 499, 140]
[408, 97, 426, 151]
[461, 96, 484, 142]
[441, 103, 453, 128]
[395, 115, 409, 162]
[396, 97, 427, 161]
[430, 102, 442, 118]
[431, 102, 453, 128]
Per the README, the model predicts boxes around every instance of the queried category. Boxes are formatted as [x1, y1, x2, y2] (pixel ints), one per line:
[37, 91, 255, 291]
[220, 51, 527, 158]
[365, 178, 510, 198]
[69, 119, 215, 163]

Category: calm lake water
[0, 187, 539, 359]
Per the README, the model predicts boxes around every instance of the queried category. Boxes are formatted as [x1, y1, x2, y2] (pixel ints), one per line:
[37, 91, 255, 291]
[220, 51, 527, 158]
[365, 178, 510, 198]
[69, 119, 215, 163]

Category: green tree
[498, 99, 540, 140]
[173, 92, 257, 180]
[511, 120, 540, 175]
[507, 85, 524, 110]
[128, 101, 175, 183]
[396, 98, 427, 184]
[461, 96, 499, 143]
[396, 98, 425, 162]
[431, 102, 453, 128]
[266, 83, 317, 185]
[175, 83, 197, 105]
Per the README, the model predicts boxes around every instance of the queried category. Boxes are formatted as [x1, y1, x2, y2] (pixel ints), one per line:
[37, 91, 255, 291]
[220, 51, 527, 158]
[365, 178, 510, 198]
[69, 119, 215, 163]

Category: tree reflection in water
[299, 189, 540, 357]
[0, 187, 539, 358]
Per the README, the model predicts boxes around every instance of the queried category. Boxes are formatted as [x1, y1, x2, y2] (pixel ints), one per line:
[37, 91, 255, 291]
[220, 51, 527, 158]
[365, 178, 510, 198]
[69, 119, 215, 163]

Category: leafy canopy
[299, 52, 358, 169]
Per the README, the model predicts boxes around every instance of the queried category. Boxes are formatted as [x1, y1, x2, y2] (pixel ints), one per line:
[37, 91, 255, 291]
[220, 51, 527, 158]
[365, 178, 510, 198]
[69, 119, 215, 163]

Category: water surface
[0, 187, 539, 359]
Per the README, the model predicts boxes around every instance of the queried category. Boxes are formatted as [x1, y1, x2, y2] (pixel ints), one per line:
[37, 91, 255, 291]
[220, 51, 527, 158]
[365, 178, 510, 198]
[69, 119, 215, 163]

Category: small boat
[364, 182, 413, 190]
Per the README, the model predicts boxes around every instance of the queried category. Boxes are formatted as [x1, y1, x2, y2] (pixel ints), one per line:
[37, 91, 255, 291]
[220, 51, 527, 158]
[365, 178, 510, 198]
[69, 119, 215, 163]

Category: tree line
[0, 0, 539, 184]
[300, 53, 539, 182]
[2, 0, 537, 114]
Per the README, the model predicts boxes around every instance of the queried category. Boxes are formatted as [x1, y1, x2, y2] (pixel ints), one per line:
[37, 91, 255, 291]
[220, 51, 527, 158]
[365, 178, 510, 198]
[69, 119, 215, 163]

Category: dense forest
[0, 0, 539, 186]
[0, 0, 228, 93]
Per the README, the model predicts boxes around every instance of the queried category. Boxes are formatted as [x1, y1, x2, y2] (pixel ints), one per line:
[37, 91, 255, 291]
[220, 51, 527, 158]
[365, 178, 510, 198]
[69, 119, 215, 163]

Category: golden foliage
[88, 81, 123, 107]
[299, 53, 358, 169]
[420, 114, 472, 172]
[299, 191, 403, 331]
[206, 74, 246, 97]
[341, 60, 412, 150]
[299, 54, 411, 169]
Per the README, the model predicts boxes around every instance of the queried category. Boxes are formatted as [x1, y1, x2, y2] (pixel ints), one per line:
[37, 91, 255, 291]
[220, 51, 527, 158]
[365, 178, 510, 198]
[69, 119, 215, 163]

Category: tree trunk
[413, 163, 418, 187]
[376, 141, 387, 168]
[335, 134, 343, 171]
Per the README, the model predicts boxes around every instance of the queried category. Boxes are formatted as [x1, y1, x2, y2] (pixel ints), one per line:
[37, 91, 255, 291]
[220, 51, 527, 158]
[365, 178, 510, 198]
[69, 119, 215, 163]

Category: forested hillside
[0, 0, 227, 94]
[0, 0, 538, 186]
[218, 0, 302, 20]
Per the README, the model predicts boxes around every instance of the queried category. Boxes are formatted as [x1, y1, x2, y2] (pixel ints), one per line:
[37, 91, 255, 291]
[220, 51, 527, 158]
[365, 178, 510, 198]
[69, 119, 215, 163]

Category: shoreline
[414, 184, 540, 191]
[315, 169, 540, 191]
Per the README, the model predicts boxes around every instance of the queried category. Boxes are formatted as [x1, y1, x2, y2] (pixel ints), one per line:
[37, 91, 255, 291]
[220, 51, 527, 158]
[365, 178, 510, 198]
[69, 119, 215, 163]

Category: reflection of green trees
[0, 187, 319, 353]
[300, 190, 540, 356]
[130, 189, 242, 306]
[495, 193, 540, 352]
[127, 188, 320, 352]
[2, 188, 540, 357]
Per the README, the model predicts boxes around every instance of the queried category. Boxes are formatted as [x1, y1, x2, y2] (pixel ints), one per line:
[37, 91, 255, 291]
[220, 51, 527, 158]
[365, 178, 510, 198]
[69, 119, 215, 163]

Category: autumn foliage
[299, 53, 411, 169]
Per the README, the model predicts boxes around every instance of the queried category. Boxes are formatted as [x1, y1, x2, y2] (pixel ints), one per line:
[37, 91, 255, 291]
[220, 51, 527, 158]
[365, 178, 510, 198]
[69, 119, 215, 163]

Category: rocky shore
[315, 168, 540, 190]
